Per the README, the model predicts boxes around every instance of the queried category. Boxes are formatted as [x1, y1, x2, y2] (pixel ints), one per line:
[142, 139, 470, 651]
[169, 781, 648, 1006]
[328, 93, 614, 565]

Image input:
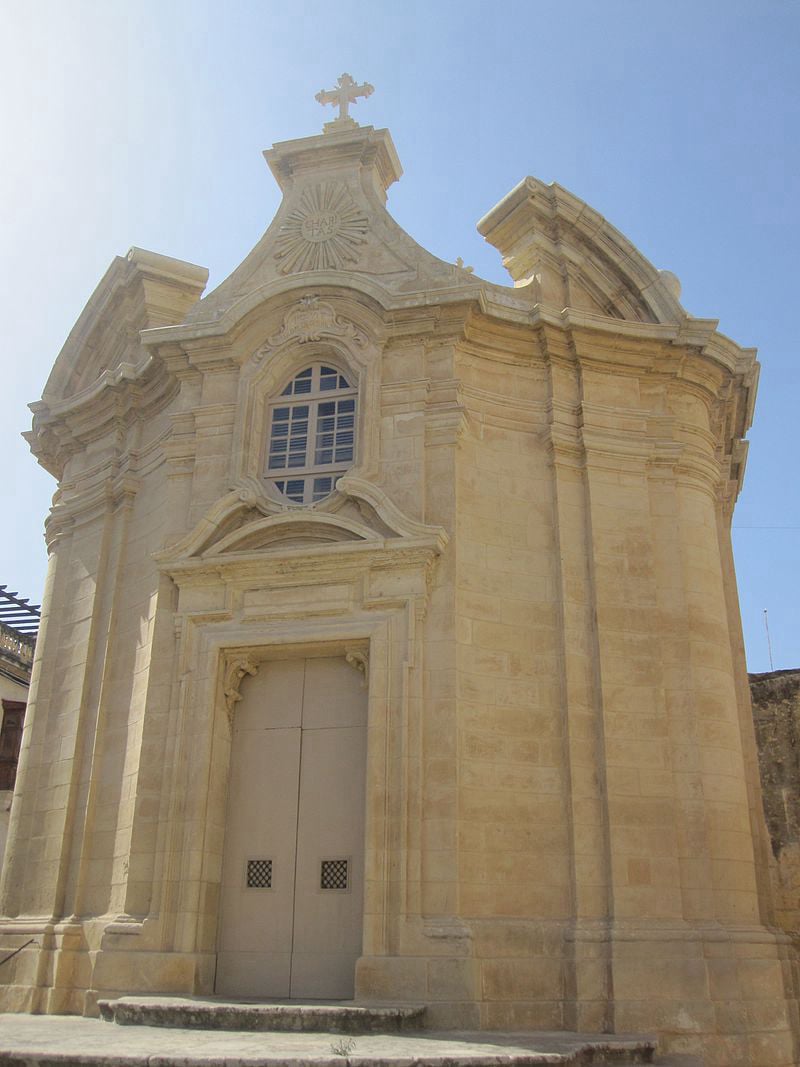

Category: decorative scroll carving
[254, 296, 366, 362]
[223, 654, 259, 723]
[345, 648, 369, 688]
[274, 183, 368, 274]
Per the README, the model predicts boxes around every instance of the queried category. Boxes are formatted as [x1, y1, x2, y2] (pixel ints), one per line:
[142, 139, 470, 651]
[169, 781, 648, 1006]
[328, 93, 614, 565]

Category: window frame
[262, 362, 358, 506]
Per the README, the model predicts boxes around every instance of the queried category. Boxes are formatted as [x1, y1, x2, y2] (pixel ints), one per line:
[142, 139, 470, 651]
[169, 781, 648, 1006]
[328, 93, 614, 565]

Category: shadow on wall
[750, 668, 800, 944]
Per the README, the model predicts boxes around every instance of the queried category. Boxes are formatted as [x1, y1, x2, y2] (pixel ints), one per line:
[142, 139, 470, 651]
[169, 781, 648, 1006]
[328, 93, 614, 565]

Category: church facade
[1, 91, 798, 1065]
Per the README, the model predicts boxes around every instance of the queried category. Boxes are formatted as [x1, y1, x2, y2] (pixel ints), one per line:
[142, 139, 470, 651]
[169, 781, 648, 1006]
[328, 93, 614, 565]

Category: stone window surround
[229, 324, 378, 515]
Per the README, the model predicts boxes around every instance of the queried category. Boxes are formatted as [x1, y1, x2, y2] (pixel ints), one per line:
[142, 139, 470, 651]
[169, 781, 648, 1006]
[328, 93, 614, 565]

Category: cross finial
[316, 73, 374, 131]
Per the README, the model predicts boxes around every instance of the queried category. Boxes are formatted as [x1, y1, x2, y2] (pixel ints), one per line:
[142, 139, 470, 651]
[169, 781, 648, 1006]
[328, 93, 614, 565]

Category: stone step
[0, 1013, 665, 1066]
[97, 995, 427, 1033]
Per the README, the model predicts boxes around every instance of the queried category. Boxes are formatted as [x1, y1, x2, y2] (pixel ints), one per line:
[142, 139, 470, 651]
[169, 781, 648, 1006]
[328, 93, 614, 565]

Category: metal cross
[316, 73, 374, 125]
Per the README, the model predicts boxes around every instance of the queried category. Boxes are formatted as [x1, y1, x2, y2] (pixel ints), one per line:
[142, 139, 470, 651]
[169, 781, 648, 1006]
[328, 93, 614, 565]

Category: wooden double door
[215, 656, 367, 998]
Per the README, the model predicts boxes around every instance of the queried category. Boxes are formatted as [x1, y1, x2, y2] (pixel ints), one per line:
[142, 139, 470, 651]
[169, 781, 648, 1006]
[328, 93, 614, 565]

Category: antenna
[763, 609, 774, 672]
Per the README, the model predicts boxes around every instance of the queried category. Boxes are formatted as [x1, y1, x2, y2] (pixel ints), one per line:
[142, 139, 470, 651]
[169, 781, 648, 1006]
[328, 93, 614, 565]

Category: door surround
[170, 617, 410, 991]
[151, 483, 447, 998]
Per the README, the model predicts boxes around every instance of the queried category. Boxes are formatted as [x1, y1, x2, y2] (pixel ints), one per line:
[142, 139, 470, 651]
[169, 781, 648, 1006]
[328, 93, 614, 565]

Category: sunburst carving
[274, 183, 369, 274]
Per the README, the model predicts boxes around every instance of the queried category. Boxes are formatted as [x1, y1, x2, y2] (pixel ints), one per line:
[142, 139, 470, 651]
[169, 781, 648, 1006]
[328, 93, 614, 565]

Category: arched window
[263, 363, 357, 505]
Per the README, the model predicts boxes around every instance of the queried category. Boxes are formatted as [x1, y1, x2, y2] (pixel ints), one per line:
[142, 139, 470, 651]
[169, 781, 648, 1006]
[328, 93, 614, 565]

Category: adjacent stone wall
[0, 656, 31, 874]
[750, 669, 800, 939]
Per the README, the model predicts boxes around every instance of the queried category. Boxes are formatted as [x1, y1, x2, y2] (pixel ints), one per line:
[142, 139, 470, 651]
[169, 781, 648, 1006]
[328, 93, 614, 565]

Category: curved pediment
[155, 477, 448, 568]
[478, 177, 686, 325]
[211, 511, 379, 555]
[169, 126, 481, 331]
[43, 249, 208, 406]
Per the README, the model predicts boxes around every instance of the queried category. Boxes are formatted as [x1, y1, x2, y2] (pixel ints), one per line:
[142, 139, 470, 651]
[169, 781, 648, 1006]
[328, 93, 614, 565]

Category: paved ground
[0, 1014, 660, 1066]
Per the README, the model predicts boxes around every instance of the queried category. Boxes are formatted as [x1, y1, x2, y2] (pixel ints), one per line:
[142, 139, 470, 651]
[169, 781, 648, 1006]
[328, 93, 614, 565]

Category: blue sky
[1, 0, 797, 671]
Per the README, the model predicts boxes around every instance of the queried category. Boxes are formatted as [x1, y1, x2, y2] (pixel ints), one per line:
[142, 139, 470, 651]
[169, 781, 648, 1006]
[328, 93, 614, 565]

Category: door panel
[291, 722, 367, 997]
[216, 655, 367, 1000]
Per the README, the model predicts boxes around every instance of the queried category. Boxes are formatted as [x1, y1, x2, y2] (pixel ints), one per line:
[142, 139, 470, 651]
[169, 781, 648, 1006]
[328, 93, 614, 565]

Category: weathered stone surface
[1, 93, 796, 1067]
[0, 1013, 660, 1065]
[749, 669, 800, 938]
[98, 996, 427, 1033]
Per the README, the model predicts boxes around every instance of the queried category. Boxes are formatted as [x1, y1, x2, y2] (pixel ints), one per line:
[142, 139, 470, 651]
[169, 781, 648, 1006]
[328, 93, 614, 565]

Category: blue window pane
[267, 368, 357, 501]
[284, 368, 313, 395]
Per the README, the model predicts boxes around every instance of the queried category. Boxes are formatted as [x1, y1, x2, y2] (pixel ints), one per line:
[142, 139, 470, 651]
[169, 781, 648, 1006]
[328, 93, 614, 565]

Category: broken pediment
[478, 177, 686, 325]
[156, 476, 448, 568]
[42, 248, 208, 406]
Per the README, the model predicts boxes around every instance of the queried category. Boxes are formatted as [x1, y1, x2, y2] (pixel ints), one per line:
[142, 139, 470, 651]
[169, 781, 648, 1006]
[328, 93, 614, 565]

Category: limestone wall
[3, 121, 798, 1065]
[750, 669, 800, 938]
[0, 661, 30, 875]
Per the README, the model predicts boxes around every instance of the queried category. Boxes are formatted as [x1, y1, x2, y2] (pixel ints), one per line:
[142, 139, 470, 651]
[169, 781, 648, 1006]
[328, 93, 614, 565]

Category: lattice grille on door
[320, 858, 349, 890]
[246, 859, 273, 888]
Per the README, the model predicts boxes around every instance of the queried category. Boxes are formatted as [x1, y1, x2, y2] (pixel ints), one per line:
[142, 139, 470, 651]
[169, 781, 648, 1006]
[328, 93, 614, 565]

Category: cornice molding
[160, 537, 444, 585]
[26, 356, 178, 479]
[44, 473, 141, 548]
